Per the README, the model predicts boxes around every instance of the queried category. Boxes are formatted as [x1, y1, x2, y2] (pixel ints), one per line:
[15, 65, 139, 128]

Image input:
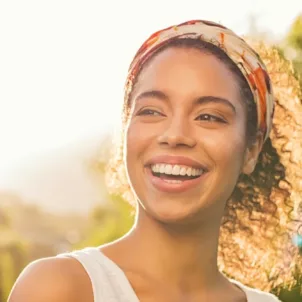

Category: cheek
[125, 119, 152, 167]
[125, 123, 136, 154]
[124, 122, 140, 194]
[124, 119, 155, 200]
[203, 127, 246, 168]
[125, 122, 137, 168]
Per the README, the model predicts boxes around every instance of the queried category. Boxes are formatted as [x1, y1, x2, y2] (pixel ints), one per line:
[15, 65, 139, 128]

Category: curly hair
[106, 39, 302, 292]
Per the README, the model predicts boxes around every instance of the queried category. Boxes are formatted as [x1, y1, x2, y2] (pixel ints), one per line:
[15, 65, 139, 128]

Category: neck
[122, 205, 224, 291]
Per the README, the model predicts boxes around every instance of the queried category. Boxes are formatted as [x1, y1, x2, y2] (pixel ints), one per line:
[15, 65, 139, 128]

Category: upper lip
[145, 155, 208, 171]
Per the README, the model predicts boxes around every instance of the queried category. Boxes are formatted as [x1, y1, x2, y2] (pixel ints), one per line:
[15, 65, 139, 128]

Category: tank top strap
[57, 247, 140, 302]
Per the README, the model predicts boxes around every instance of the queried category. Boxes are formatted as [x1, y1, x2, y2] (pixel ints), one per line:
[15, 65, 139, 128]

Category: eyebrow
[135, 90, 236, 114]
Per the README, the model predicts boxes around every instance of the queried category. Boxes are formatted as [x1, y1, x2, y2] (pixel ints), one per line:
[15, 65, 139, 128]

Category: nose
[157, 119, 197, 148]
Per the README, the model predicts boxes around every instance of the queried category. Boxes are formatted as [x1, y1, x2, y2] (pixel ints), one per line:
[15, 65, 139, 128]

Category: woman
[9, 20, 301, 302]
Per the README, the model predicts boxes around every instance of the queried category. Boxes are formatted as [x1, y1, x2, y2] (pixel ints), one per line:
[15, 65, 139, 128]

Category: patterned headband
[125, 20, 275, 142]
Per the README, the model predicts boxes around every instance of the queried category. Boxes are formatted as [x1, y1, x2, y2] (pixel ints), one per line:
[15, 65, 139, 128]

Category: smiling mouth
[148, 163, 206, 184]
[151, 170, 201, 182]
[146, 164, 208, 193]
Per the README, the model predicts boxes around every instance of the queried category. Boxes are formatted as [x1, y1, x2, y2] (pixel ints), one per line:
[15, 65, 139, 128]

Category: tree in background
[75, 140, 135, 249]
[0, 192, 90, 301]
[284, 14, 302, 86]
[0, 206, 28, 302]
[74, 194, 134, 250]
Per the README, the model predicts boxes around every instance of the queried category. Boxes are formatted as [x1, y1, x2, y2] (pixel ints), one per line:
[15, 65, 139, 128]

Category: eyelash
[137, 109, 163, 116]
[195, 114, 227, 123]
[137, 109, 226, 123]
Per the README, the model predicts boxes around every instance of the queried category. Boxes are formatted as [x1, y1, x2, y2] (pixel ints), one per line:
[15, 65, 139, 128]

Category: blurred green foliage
[74, 194, 135, 249]
[0, 195, 88, 302]
[285, 14, 302, 86]
[287, 15, 302, 51]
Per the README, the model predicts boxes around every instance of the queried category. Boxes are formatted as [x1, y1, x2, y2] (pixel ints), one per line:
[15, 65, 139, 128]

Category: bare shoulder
[8, 256, 93, 302]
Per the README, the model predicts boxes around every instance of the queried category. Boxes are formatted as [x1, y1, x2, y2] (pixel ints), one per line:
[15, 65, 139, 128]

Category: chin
[139, 196, 203, 226]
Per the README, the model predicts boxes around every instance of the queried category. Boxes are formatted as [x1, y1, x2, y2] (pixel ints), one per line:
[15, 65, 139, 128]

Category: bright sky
[0, 0, 301, 175]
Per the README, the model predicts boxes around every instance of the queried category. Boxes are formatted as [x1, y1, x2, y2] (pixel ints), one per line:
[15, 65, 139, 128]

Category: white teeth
[165, 165, 172, 174]
[163, 179, 183, 184]
[180, 167, 187, 176]
[159, 165, 165, 173]
[151, 163, 205, 176]
[172, 165, 180, 175]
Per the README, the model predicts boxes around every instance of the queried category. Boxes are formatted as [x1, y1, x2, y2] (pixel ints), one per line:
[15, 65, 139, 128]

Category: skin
[9, 47, 263, 302]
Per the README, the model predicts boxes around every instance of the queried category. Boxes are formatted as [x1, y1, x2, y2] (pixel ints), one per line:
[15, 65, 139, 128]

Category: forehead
[132, 47, 241, 107]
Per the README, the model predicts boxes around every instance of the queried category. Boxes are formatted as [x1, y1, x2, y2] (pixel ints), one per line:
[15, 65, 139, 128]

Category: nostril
[157, 135, 196, 148]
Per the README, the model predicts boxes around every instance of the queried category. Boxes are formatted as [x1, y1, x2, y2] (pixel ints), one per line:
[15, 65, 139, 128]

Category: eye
[196, 114, 226, 123]
[137, 109, 163, 116]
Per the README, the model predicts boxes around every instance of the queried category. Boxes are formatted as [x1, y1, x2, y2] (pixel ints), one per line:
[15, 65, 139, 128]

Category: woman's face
[125, 47, 257, 224]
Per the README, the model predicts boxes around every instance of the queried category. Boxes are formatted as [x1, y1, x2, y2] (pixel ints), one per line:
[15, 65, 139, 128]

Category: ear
[242, 132, 264, 175]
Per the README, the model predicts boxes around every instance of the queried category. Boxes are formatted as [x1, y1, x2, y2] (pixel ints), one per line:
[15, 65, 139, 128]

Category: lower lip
[146, 167, 208, 193]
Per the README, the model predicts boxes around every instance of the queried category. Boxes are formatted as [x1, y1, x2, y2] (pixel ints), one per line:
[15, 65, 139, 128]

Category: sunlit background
[0, 0, 301, 212]
[0, 0, 302, 301]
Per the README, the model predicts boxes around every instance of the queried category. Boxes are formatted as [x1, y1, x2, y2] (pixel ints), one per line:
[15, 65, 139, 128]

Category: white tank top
[57, 247, 280, 302]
